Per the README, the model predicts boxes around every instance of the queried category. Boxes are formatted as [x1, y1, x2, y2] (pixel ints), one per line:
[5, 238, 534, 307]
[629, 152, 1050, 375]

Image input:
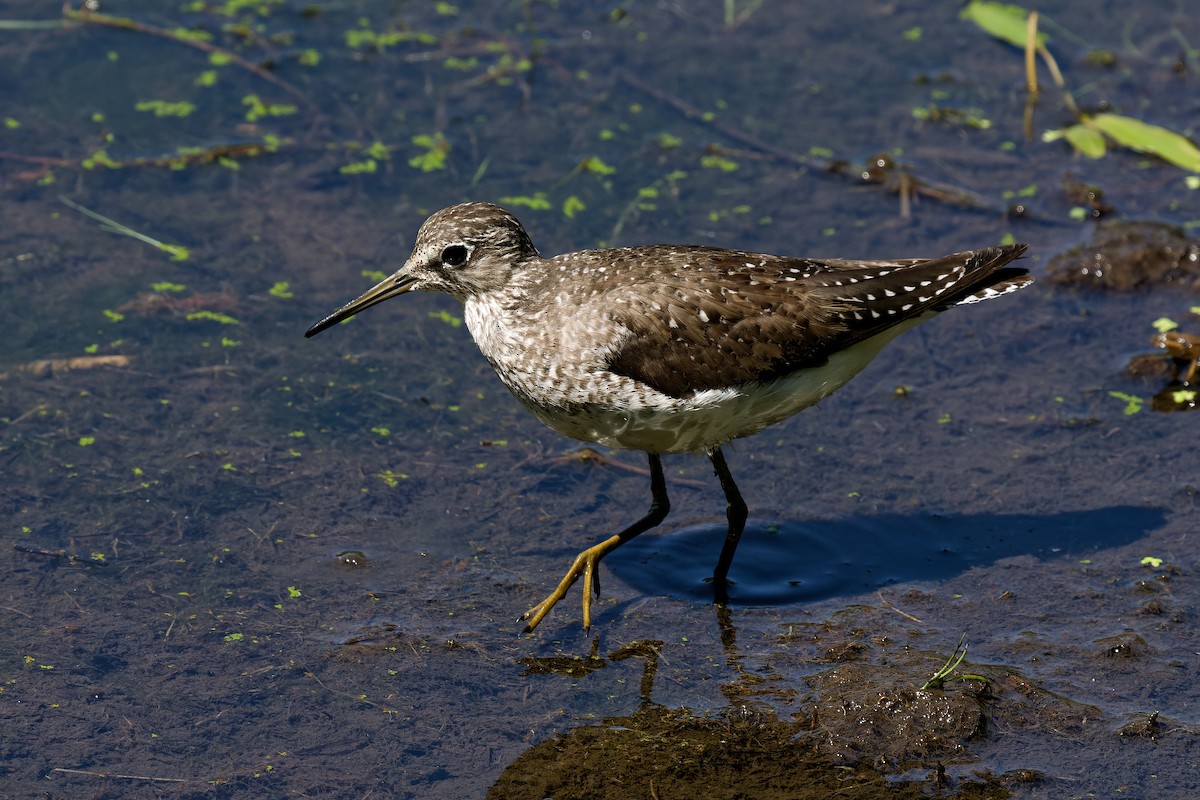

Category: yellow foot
[521, 535, 622, 633]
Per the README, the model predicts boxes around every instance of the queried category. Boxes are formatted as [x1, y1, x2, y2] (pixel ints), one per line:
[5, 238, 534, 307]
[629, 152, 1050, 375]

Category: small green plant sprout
[185, 310, 239, 325]
[577, 156, 616, 176]
[242, 94, 297, 122]
[428, 309, 462, 327]
[921, 634, 987, 690]
[134, 99, 197, 118]
[498, 192, 551, 210]
[408, 133, 449, 172]
[562, 195, 585, 219]
[1152, 317, 1178, 334]
[377, 469, 408, 487]
[58, 196, 190, 260]
[1109, 391, 1144, 415]
[341, 140, 392, 175]
[1171, 389, 1197, 406]
[700, 153, 739, 172]
[655, 132, 683, 149]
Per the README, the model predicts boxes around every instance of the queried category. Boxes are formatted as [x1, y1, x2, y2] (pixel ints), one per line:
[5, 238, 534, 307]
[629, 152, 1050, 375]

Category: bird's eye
[441, 244, 469, 267]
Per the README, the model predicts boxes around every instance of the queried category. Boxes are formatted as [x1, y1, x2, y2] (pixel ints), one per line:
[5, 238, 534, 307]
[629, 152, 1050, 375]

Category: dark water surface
[2, 1, 1198, 797]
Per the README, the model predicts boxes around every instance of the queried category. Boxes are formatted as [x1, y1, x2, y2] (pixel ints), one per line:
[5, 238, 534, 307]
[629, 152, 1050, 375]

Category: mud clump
[808, 662, 986, 766]
[1047, 221, 1200, 292]
[486, 701, 1010, 800]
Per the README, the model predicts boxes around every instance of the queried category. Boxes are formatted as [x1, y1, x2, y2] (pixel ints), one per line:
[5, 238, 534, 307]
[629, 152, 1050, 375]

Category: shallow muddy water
[1, 1, 1198, 797]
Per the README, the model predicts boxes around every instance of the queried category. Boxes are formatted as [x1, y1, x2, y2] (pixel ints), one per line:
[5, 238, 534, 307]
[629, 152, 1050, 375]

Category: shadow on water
[607, 505, 1167, 604]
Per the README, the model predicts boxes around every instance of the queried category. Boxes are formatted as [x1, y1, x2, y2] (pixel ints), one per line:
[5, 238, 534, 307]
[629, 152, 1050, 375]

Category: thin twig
[877, 591, 923, 623]
[1024, 12, 1039, 96]
[51, 767, 187, 783]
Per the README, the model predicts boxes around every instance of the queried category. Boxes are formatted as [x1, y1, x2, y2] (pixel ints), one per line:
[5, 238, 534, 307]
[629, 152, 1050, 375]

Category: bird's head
[305, 202, 538, 338]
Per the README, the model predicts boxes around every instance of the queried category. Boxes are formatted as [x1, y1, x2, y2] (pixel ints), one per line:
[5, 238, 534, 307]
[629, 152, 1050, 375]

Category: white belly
[466, 290, 927, 455]
[528, 319, 920, 454]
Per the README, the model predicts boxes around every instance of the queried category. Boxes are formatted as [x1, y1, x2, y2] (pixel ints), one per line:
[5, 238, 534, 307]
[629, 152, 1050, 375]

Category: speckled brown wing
[603, 244, 1029, 398]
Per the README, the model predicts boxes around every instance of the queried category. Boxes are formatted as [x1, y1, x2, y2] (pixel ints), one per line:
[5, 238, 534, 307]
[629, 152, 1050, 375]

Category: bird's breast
[461, 294, 919, 454]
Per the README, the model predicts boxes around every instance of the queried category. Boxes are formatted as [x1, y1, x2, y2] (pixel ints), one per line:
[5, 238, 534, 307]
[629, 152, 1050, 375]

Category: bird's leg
[522, 453, 670, 633]
[708, 446, 748, 605]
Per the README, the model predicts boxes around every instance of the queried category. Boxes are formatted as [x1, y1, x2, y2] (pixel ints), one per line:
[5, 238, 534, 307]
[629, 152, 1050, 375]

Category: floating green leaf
[498, 192, 551, 210]
[580, 156, 616, 176]
[428, 309, 462, 327]
[1087, 114, 1200, 173]
[340, 159, 377, 175]
[135, 99, 197, 118]
[562, 195, 585, 219]
[377, 469, 408, 487]
[1108, 391, 1143, 415]
[960, 1, 1046, 49]
[242, 94, 297, 122]
[1062, 124, 1107, 159]
[365, 141, 391, 160]
[408, 133, 449, 172]
[1152, 317, 1178, 333]
[700, 154, 738, 172]
[186, 310, 240, 325]
[1171, 390, 1197, 405]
